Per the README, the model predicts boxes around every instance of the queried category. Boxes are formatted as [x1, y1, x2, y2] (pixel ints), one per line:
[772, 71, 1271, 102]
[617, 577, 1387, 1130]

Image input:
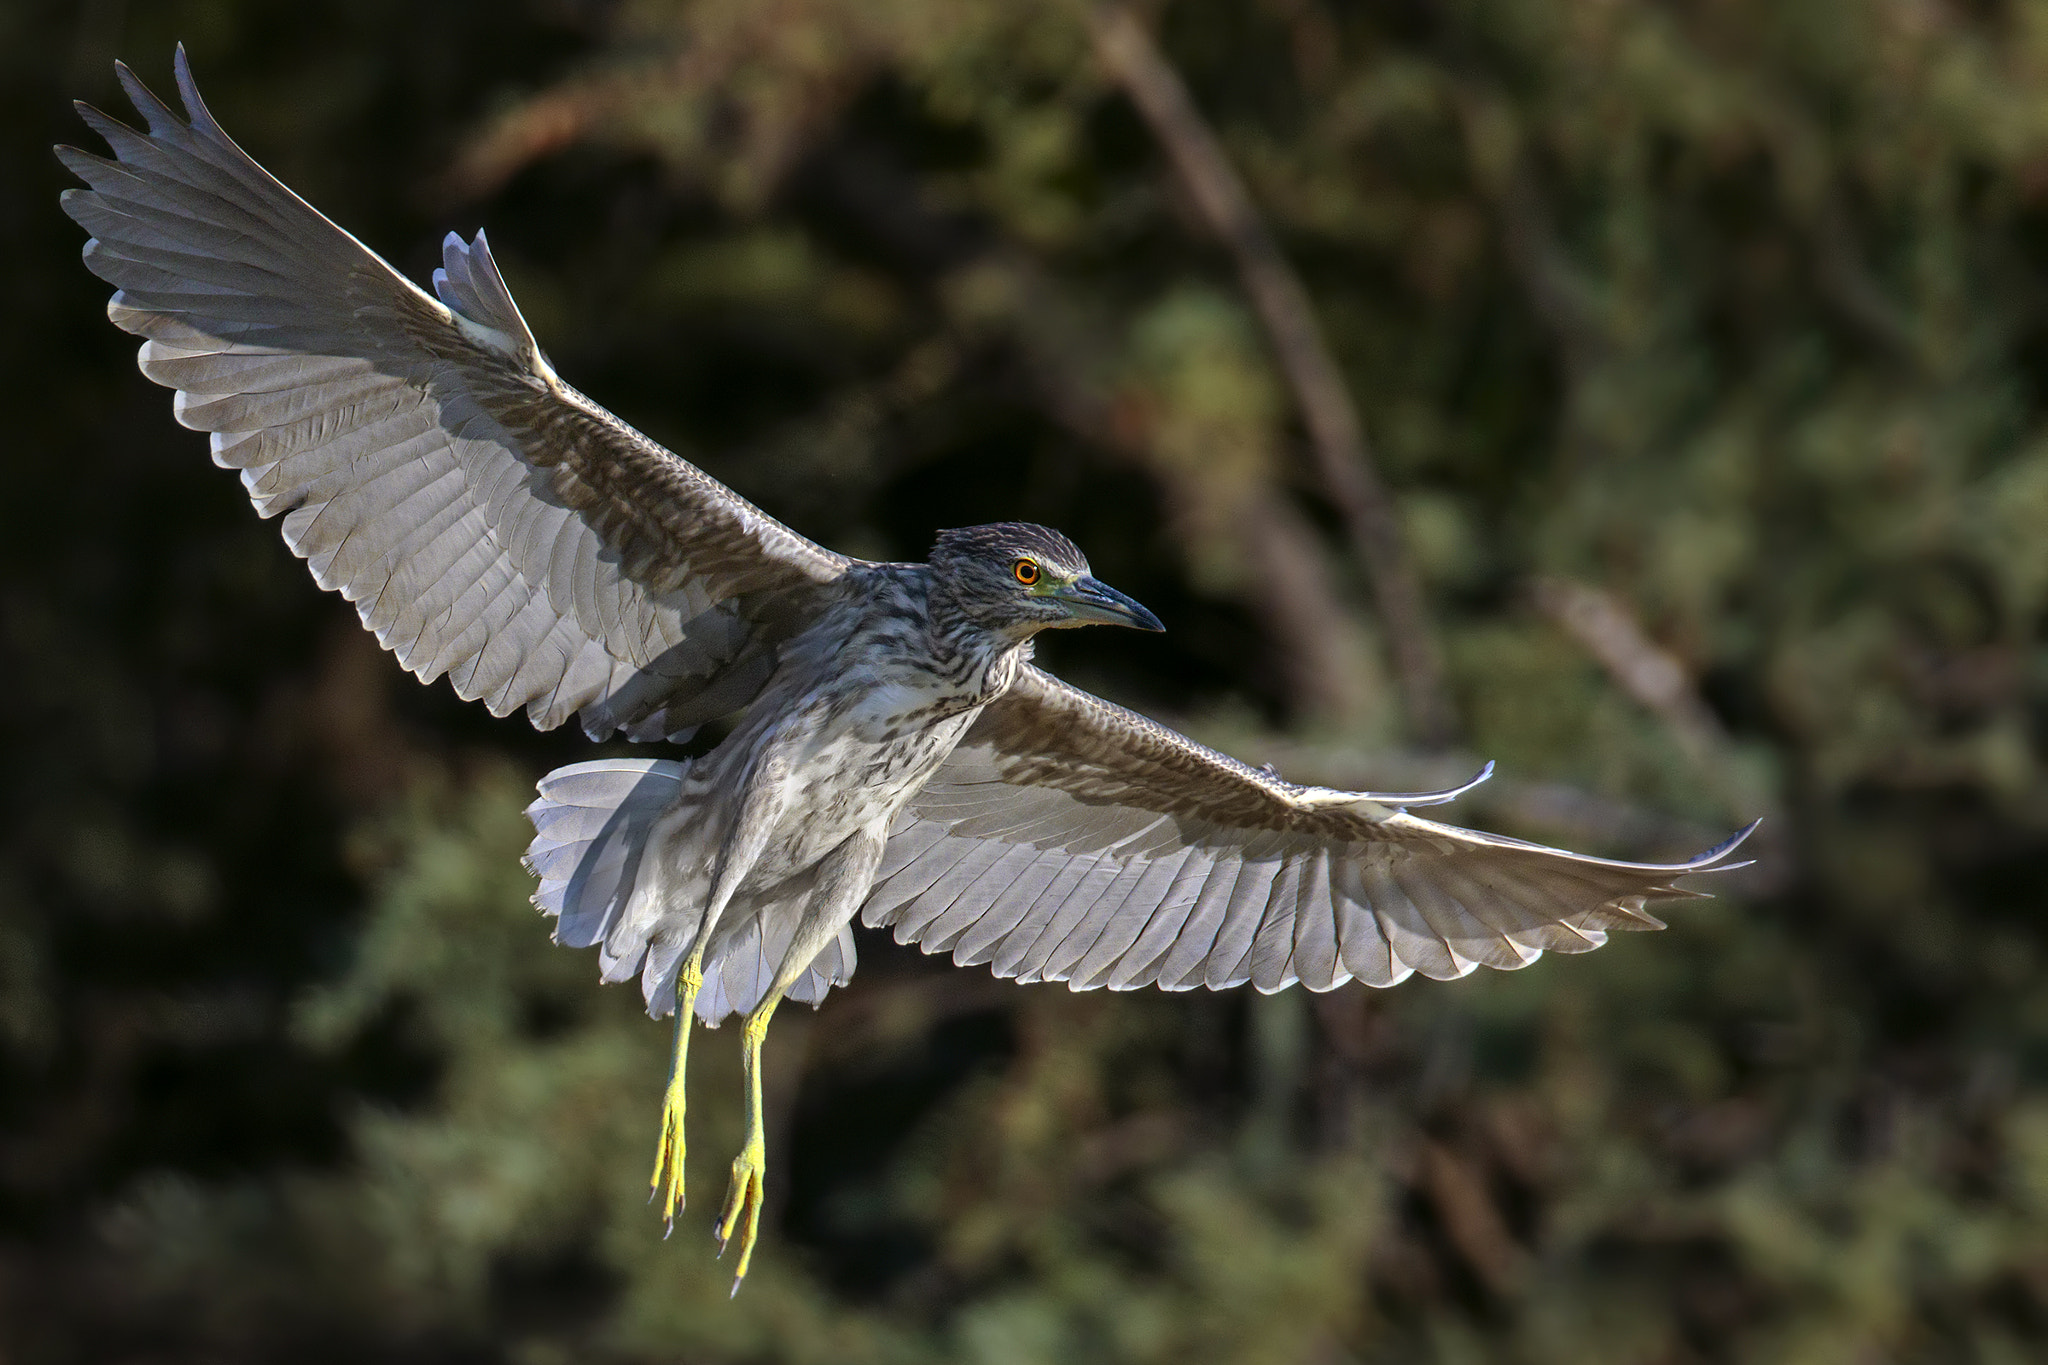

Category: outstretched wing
[864, 665, 1756, 993]
[58, 49, 851, 740]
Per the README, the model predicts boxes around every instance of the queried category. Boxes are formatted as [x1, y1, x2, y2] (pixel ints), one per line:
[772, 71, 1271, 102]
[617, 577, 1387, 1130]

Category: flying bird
[59, 50, 1755, 1292]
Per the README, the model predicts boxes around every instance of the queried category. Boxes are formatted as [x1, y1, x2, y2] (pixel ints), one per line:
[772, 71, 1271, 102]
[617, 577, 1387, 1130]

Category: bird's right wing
[58, 49, 852, 740]
[865, 665, 1756, 994]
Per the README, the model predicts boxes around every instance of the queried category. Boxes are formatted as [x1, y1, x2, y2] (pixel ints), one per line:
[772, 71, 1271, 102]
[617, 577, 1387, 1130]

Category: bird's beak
[1050, 575, 1165, 632]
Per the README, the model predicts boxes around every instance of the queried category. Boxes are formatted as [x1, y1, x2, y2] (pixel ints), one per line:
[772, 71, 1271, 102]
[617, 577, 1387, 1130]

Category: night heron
[60, 51, 1756, 1291]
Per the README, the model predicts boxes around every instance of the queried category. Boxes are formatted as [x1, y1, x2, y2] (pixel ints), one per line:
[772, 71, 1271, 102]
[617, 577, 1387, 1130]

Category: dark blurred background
[7, 0, 2048, 1360]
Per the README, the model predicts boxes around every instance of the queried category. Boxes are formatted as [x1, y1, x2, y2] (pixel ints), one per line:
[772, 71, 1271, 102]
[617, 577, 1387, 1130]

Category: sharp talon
[730, 1275, 743, 1299]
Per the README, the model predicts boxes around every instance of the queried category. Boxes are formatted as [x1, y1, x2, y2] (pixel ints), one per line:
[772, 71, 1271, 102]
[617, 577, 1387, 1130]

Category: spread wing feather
[865, 665, 1756, 992]
[59, 49, 850, 740]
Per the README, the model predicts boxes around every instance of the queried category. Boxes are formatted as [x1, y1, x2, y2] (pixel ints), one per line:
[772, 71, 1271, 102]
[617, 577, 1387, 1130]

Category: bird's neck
[920, 569, 1035, 678]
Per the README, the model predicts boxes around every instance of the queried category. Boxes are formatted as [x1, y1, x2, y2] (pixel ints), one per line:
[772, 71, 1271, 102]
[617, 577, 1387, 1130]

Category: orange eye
[1013, 559, 1041, 586]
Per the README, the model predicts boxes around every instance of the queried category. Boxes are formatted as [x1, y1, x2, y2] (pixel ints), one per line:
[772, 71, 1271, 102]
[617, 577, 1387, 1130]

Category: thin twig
[1527, 575, 1783, 840]
[1529, 577, 1731, 770]
[1036, 369, 1378, 725]
[1420, 1140, 1528, 1296]
[1811, 193, 1923, 368]
[1087, 2, 1458, 747]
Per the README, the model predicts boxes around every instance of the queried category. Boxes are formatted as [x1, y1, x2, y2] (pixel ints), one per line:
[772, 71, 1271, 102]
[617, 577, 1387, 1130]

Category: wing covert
[866, 665, 1757, 993]
[59, 48, 852, 740]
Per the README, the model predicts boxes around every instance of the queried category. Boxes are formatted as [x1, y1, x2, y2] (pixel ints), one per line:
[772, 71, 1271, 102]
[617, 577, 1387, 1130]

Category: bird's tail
[524, 758, 692, 959]
[522, 758, 857, 1023]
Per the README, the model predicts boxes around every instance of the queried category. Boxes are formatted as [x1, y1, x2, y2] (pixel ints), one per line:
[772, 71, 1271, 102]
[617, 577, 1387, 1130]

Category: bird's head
[929, 522, 1164, 642]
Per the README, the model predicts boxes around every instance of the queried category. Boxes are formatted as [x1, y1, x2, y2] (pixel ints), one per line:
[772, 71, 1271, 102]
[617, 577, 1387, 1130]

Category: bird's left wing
[58, 50, 853, 743]
[863, 665, 1755, 993]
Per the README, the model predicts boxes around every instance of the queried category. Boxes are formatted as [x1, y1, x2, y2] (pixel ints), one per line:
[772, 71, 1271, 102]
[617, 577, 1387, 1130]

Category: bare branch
[1235, 493, 1378, 724]
[1530, 577, 1731, 770]
[1421, 1140, 1528, 1296]
[1529, 576, 1784, 848]
[1088, 2, 1458, 747]
[1028, 324, 1377, 724]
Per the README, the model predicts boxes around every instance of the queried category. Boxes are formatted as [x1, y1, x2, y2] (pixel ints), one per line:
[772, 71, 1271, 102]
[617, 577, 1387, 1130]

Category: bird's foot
[714, 1133, 767, 1294]
[648, 964, 702, 1235]
[647, 1073, 689, 1234]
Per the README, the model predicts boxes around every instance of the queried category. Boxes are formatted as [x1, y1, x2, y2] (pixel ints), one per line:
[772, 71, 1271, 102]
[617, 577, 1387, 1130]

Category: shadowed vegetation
[7, 0, 2048, 1360]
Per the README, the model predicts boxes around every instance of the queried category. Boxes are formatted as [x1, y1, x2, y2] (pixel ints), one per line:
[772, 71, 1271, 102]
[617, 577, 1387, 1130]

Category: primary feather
[864, 666, 1756, 994]
[60, 47, 847, 745]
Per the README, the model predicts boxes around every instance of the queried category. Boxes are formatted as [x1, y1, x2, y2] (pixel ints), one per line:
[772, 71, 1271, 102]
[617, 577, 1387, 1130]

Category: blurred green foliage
[8, 0, 2048, 1360]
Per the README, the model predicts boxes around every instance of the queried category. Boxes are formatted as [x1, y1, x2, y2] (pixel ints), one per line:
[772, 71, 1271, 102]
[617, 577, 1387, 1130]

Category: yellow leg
[648, 956, 705, 1234]
[715, 994, 781, 1294]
